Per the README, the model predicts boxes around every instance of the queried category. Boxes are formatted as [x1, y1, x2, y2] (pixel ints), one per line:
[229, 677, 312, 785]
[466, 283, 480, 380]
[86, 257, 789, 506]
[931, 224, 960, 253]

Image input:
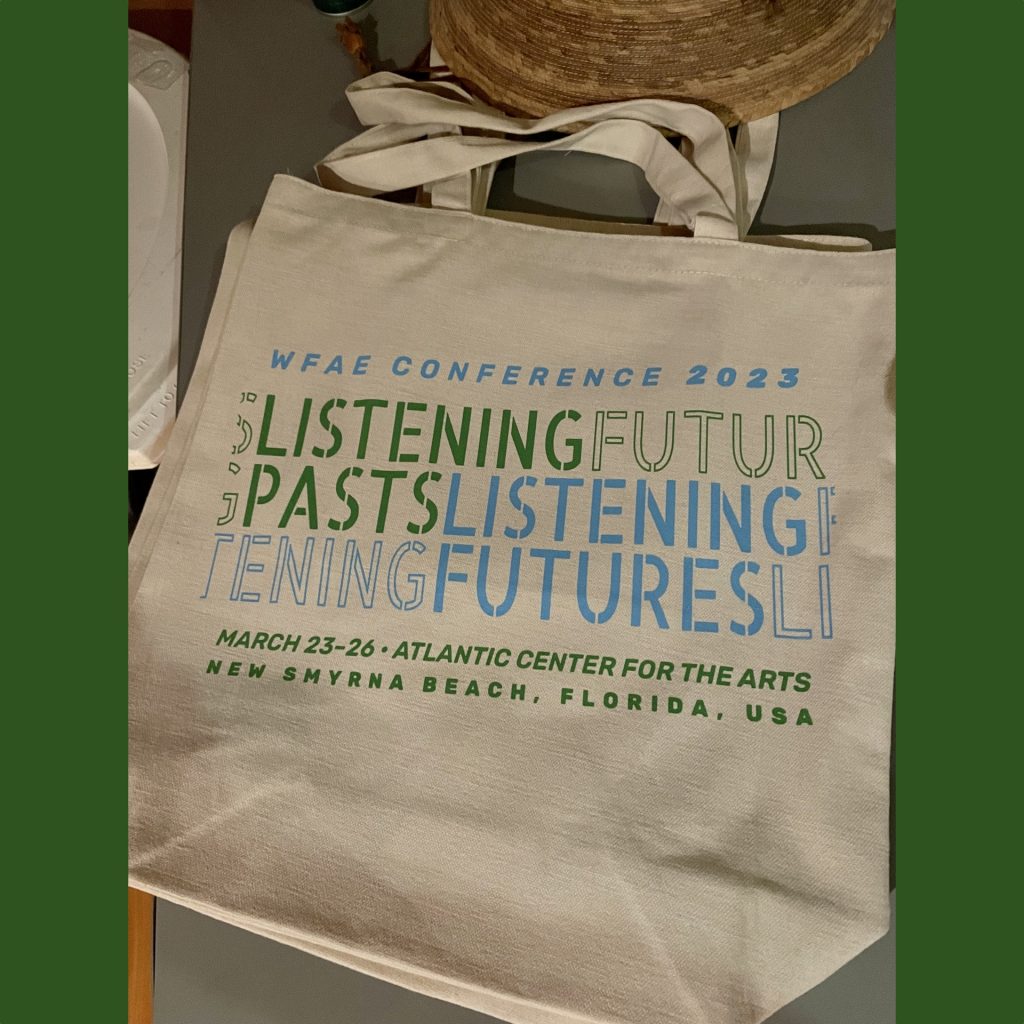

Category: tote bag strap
[344, 72, 738, 212]
[733, 115, 779, 230]
[421, 118, 777, 234]
[319, 118, 741, 239]
[325, 72, 778, 237]
[318, 72, 775, 240]
[652, 114, 777, 233]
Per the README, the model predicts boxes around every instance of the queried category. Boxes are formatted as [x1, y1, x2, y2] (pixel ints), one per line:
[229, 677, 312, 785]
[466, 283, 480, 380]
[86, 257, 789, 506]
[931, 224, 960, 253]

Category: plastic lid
[312, 0, 373, 15]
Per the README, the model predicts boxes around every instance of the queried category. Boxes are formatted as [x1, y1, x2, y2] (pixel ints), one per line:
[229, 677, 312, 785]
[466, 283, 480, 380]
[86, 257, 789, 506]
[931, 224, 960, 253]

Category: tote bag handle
[417, 117, 777, 234]
[416, 117, 776, 235]
[343, 73, 777, 232]
[317, 72, 778, 240]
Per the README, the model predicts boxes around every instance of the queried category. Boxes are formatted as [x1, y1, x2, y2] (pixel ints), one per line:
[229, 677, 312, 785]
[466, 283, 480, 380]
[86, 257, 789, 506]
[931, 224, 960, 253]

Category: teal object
[312, 0, 373, 14]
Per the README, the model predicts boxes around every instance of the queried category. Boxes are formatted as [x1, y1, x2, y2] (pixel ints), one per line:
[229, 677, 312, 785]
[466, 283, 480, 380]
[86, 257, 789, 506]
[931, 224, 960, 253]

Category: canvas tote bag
[129, 72, 895, 1024]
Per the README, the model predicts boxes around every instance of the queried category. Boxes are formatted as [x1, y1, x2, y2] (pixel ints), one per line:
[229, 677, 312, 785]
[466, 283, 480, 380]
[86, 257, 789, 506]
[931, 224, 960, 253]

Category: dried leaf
[336, 17, 375, 77]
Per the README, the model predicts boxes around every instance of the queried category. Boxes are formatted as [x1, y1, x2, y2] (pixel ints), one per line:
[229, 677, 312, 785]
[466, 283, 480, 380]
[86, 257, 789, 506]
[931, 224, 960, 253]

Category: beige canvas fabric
[129, 221, 254, 599]
[129, 74, 895, 1024]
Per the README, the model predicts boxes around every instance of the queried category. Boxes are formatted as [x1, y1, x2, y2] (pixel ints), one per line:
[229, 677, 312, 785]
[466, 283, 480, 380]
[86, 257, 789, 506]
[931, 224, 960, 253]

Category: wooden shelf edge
[128, 887, 155, 1024]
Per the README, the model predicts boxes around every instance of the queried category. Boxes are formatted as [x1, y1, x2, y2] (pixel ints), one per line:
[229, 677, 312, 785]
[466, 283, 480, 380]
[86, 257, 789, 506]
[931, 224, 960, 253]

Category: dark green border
[1, 3, 123, 1022]
[3, 2, 1021, 1021]
[900, 5, 1022, 1022]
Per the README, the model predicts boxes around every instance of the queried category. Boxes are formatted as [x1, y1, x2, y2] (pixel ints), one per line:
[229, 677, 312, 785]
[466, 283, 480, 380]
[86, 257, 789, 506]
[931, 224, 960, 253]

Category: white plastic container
[128, 30, 189, 469]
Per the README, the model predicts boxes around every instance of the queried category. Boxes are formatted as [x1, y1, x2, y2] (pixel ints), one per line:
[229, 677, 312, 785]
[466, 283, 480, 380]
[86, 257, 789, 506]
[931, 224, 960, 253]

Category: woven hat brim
[431, 0, 895, 126]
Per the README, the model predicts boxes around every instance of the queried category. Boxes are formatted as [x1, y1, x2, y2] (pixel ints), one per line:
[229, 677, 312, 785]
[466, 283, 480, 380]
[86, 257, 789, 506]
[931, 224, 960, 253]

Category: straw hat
[430, 0, 895, 126]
